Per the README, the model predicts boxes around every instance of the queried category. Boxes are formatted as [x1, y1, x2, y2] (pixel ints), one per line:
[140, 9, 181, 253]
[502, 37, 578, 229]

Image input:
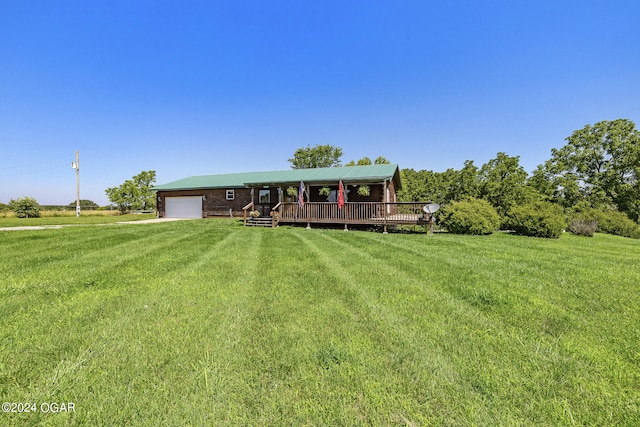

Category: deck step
[246, 218, 274, 227]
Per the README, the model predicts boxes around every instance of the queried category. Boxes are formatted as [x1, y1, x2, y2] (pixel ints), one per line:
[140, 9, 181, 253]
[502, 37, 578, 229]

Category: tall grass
[1, 220, 638, 425]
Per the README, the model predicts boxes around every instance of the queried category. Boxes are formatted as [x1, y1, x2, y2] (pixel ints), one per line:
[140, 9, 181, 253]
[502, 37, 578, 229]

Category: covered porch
[238, 163, 432, 231]
[244, 201, 433, 232]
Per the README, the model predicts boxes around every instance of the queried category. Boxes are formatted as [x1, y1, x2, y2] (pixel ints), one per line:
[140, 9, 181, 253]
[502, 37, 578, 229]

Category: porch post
[383, 179, 388, 203]
[383, 179, 388, 234]
[306, 184, 311, 229]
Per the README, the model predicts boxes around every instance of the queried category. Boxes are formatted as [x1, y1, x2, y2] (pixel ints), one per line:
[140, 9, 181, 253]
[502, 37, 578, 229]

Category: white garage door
[165, 196, 202, 218]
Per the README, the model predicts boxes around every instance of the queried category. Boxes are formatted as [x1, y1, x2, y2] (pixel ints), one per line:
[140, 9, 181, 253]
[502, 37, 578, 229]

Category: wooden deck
[276, 202, 431, 227]
[243, 201, 433, 230]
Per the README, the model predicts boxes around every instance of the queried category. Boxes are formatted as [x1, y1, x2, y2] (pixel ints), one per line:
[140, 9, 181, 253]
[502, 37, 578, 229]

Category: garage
[165, 196, 202, 218]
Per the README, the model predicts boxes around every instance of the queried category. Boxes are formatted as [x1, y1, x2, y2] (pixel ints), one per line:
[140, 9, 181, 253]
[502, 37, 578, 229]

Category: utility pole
[72, 150, 80, 217]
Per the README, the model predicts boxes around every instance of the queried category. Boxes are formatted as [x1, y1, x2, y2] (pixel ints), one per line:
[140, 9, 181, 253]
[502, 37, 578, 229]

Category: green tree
[446, 160, 481, 202]
[398, 169, 430, 202]
[289, 145, 343, 169]
[132, 170, 157, 211]
[345, 156, 390, 166]
[539, 119, 640, 221]
[528, 164, 582, 207]
[479, 152, 532, 218]
[9, 196, 41, 218]
[398, 162, 481, 204]
[67, 199, 100, 209]
[374, 156, 390, 164]
[345, 156, 372, 166]
[106, 170, 157, 213]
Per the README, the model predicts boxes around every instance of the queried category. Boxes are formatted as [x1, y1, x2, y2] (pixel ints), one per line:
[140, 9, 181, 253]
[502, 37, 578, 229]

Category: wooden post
[383, 179, 388, 234]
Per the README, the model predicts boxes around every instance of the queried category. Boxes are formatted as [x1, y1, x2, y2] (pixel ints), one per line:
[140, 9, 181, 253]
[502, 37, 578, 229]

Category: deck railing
[277, 202, 431, 226]
[242, 202, 254, 226]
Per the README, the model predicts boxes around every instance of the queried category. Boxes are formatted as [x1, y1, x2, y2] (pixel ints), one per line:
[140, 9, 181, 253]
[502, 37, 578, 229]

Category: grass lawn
[1, 219, 639, 425]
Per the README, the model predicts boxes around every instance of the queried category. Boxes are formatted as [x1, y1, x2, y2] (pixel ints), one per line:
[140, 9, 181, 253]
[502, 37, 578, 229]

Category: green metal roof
[153, 164, 401, 191]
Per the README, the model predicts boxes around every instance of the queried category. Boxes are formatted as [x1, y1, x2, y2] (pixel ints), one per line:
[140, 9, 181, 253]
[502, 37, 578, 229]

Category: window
[226, 189, 235, 200]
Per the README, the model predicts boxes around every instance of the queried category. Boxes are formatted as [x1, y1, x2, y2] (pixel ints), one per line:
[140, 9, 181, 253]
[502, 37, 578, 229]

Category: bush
[595, 210, 640, 239]
[438, 199, 500, 235]
[9, 197, 41, 218]
[506, 201, 565, 238]
[67, 199, 100, 209]
[568, 218, 599, 237]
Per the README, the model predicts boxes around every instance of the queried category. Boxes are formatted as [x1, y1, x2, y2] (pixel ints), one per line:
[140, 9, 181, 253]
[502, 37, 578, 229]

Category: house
[153, 164, 430, 231]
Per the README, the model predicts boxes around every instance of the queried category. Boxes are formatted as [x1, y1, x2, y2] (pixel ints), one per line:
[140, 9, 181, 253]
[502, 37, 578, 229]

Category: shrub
[438, 199, 500, 235]
[9, 197, 41, 218]
[568, 218, 599, 237]
[506, 201, 565, 238]
[594, 210, 640, 239]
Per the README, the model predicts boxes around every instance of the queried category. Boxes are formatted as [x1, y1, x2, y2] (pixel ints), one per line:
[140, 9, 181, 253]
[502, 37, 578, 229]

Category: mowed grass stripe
[217, 229, 334, 423]
[349, 232, 639, 343]
[0, 223, 207, 333]
[3, 227, 188, 290]
[200, 227, 389, 424]
[68, 227, 264, 425]
[287, 229, 506, 424]
[310, 230, 530, 423]
[3, 222, 265, 425]
[1, 220, 638, 425]
[1, 223, 221, 393]
[295, 228, 639, 424]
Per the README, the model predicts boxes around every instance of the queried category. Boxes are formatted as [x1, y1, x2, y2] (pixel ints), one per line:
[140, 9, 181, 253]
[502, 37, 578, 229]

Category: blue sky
[1, 1, 639, 206]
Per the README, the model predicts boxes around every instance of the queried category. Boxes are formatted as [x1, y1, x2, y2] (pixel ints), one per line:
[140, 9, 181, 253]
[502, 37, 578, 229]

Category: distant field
[0, 213, 156, 227]
[1, 219, 639, 425]
[0, 209, 119, 218]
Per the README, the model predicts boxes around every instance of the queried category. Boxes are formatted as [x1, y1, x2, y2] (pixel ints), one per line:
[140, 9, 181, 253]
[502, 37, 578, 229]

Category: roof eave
[243, 176, 395, 188]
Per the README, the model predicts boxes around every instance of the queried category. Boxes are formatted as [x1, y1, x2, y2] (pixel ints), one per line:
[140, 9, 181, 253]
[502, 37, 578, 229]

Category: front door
[257, 189, 272, 216]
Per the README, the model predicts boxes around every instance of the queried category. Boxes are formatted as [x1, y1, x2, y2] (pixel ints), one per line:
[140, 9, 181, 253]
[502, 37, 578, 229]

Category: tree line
[398, 119, 640, 223]
[290, 120, 639, 223]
